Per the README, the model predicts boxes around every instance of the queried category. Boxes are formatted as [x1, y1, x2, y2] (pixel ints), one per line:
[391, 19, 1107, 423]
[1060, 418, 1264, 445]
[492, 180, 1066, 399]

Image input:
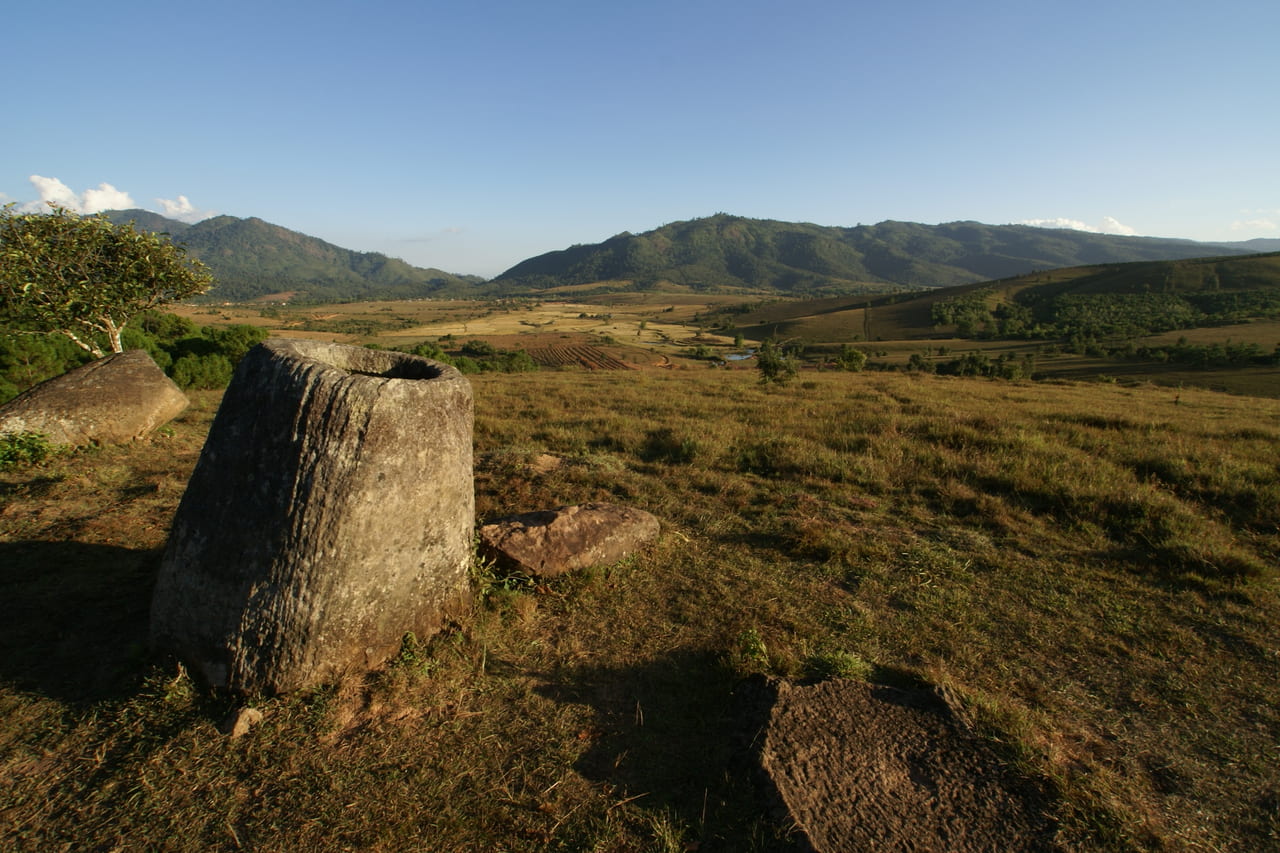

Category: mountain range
[104, 209, 1278, 302]
[488, 214, 1278, 296]
[102, 210, 482, 302]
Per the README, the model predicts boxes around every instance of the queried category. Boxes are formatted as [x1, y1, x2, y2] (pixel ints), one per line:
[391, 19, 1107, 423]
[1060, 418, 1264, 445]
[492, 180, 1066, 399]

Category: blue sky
[5, 0, 1278, 278]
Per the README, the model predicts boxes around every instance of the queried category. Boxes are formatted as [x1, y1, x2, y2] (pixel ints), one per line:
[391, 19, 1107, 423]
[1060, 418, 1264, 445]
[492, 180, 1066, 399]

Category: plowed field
[525, 345, 633, 370]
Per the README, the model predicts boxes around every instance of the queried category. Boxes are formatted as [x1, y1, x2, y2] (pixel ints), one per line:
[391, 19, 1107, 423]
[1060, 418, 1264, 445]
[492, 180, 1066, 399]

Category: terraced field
[525, 344, 634, 370]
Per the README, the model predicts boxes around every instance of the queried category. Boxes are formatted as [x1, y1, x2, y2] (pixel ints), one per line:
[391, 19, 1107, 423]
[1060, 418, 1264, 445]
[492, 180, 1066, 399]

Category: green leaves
[0, 205, 214, 357]
[756, 337, 799, 385]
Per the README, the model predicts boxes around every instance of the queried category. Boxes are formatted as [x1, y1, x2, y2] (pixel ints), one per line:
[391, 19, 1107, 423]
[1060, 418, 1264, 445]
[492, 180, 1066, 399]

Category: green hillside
[728, 252, 1280, 343]
[488, 214, 1258, 296]
[103, 210, 483, 302]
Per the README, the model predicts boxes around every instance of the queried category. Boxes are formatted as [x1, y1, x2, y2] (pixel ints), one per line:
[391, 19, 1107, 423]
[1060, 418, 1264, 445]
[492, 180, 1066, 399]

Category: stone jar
[150, 339, 474, 694]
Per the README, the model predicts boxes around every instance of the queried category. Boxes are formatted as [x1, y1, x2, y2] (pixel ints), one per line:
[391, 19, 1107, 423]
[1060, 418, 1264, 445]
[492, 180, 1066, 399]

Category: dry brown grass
[2, 370, 1278, 851]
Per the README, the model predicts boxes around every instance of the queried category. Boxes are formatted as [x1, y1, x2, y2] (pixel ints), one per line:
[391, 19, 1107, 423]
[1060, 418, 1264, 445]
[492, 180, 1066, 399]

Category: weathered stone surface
[0, 350, 188, 446]
[221, 707, 264, 739]
[478, 502, 660, 578]
[150, 339, 474, 695]
[758, 679, 1058, 852]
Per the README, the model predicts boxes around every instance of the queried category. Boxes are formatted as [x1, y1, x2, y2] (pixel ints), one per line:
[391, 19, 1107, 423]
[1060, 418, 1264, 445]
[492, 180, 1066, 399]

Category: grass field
[2, 367, 1278, 851]
[172, 295, 740, 356]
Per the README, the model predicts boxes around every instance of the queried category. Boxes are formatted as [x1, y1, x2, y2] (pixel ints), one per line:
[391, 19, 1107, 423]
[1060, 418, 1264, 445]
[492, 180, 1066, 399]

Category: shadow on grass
[537, 648, 804, 852]
[0, 540, 159, 703]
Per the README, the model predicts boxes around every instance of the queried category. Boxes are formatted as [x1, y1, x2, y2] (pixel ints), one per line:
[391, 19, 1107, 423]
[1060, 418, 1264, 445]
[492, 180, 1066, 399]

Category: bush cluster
[395, 340, 537, 375]
[0, 310, 268, 402]
[934, 288, 1280, 342]
[0, 431, 59, 469]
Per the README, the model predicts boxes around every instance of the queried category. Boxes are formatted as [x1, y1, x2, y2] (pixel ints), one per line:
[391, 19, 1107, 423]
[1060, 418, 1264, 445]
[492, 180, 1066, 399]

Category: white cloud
[1230, 218, 1278, 234]
[26, 175, 135, 214]
[81, 182, 135, 213]
[1098, 216, 1137, 236]
[26, 175, 86, 211]
[18, 175, 213, 222]
[157, 194, 216, 223]
[1021, 217, 1095, 232]
[1020, 216, 1137, 236]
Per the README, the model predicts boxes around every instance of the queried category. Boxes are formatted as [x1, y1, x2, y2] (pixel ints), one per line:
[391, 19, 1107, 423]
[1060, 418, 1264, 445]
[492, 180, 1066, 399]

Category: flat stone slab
[0, 350, 188, 446]
[758, 679, 1059, 852]
[478, 502, 660, 578]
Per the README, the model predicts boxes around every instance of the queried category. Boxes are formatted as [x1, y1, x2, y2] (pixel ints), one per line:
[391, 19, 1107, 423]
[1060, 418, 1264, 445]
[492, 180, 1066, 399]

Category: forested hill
[102, 210, 483, 302]
[488, 214, 1261, 296]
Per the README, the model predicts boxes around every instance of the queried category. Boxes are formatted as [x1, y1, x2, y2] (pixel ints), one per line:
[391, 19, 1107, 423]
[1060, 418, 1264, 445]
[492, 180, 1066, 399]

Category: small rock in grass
[222, 707, 264, 739]
[478, 502, 660, 578]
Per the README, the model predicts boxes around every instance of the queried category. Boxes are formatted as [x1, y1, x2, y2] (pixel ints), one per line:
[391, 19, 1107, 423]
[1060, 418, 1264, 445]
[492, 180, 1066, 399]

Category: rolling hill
[489, 214, 1263, 297]
[102, 210, 484, 302]
[724, 251, 1280, 344]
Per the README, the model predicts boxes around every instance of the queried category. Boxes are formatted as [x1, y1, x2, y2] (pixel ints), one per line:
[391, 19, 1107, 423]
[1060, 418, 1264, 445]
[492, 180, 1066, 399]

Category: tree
[0, 205, 213, 357]
[756, 337, 798, 385]
[836, 343, 867, 372]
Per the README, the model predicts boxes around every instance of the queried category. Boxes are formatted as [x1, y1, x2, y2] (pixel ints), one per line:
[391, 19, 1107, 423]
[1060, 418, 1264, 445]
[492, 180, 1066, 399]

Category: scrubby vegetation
[0, 431, 58, 469]
[393, 339, 538, 374]
[1, 369, 1277, 851]
[0, 311, 268, 402]
[928, 254, 1280, 345]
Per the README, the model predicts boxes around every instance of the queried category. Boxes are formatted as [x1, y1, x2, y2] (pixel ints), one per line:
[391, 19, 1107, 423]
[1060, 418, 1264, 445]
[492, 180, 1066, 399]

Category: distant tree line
[390, 339, 537, 374]
[932, 289, 1280, 342]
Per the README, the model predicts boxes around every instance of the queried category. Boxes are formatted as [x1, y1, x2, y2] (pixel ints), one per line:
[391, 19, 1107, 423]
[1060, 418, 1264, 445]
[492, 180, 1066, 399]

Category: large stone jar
[151, 339, 474, 694]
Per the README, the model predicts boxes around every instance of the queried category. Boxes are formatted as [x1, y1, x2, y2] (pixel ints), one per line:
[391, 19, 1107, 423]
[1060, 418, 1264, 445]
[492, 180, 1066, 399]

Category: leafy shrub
[461, 339, 498, 357]
[0, 431, 58, 469]
[0, 334, 93, 403]
[199, 324, 268, 363]
[493, 350, 538, 373]
[170, 353, 234, 389]
[424, 342, 538, 374]
[736, 628, 769, 670]
[836, 344, 867, 371]
[404, 341, 452, 362]
[756, 338, 798, 385]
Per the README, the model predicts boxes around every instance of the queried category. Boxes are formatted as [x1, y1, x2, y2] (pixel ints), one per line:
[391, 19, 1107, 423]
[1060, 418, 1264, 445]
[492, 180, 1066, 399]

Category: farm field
[1, 368, 1278, 851]
[166, 294, 1280, 399]
[172, 294, 743, 355]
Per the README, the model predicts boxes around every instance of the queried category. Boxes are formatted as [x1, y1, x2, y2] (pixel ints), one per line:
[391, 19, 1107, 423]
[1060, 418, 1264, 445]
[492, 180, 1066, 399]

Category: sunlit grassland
[1, 372, 1278, 851]
[454, 370, 1280, 850]
[171, 294, 742, 356]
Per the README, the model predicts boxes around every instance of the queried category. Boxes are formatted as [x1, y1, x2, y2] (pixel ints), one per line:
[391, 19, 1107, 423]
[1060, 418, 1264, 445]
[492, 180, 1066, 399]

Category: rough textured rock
[0, 350, 188, 446]
[222, 707, 264, 739]
[478, 502, 660, 578]
[150, 339, 474, 695]
[758, 679, 1059, 853]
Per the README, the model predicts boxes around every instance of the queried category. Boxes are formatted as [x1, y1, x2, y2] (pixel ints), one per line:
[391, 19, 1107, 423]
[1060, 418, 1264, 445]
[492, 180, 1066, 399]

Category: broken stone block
[478, 502, 660, 578]
[0, 350, 187, 446]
